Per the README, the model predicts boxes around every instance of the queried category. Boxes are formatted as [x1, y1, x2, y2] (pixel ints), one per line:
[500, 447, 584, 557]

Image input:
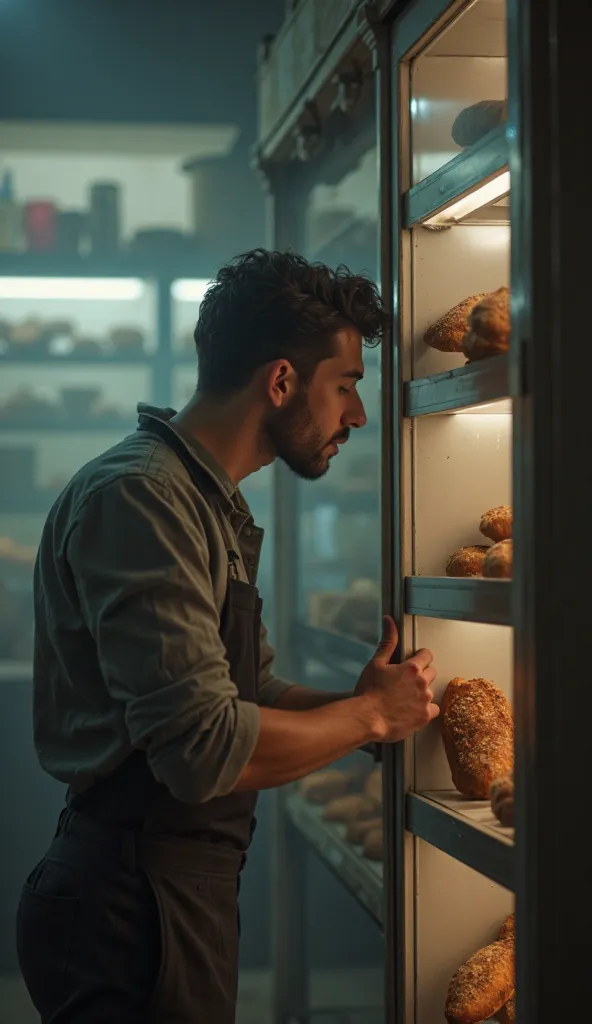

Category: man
[17, 249, 439, 1023]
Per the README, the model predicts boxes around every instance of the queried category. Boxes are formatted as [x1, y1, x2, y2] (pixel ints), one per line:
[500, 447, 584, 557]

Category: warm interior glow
[0, 278, 145, 301]
[171, 279, 211, 303]
[424, 171, 510, 227]
[453, 398, 512, 415]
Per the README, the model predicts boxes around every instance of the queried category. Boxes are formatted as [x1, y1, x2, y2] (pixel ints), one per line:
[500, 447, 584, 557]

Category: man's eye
[339, 386, 351, 395]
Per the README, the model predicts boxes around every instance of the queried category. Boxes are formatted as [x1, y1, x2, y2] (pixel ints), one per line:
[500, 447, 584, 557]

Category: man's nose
[346, 393, 367, 429]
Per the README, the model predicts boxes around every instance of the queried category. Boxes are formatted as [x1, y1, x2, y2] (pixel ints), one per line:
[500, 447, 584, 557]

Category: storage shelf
[0, 252, 209, 280]
[406, 791, 514, 891]
[292, 621, 374, 673]
[405, 577, 511, 625]
[0, 351, 153, 366]
[404, 355, 510, 417]
[404, 124, 508, 228]
[0, 419, 137, 433]
[285, 792, 384, 925]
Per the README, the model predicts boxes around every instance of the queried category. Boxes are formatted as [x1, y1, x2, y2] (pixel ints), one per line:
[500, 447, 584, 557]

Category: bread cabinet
[258, 0, 586, 1021]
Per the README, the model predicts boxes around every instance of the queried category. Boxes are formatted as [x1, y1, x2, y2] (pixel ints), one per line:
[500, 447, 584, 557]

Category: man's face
[265, 326, 367, 480]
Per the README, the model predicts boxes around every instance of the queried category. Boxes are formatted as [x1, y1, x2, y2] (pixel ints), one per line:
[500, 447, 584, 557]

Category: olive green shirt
[32, 404, 292, 803]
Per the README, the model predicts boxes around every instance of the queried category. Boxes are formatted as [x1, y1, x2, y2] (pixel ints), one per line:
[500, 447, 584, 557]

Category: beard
[264, 387, 349, 480]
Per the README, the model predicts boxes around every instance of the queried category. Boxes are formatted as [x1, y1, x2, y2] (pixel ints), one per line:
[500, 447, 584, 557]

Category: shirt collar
[136, 403, 241, 512]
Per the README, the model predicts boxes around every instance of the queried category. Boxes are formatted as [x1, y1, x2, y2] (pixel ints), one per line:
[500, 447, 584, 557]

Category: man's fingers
[373, 615, 399, 666]
[427, 702, 440, 721]
[422, 666, 437, 686]
[409, 647, 433, 671]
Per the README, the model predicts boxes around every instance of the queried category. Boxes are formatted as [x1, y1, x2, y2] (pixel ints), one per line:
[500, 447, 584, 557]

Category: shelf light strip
[0, 278, 145, 301]
[424, 170, 511, 228]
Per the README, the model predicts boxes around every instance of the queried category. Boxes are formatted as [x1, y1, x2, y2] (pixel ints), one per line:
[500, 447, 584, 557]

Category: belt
[49, 808, 245, 876]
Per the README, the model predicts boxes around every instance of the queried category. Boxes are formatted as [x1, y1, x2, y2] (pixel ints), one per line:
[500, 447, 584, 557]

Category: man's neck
[171, 392, 271, 486]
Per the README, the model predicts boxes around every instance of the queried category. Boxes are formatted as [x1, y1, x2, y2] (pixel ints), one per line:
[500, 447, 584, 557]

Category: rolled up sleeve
[66, 473, 260, 803]
[258, 621, 293, 707]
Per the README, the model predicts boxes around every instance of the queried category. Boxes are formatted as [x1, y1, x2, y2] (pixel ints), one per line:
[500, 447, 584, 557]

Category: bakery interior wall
[0, 0, 293, 1013]
[0, 2, 383, 1013]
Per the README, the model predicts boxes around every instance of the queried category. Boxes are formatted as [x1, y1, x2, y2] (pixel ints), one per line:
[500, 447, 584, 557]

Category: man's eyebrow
[341, 369, 364, 381]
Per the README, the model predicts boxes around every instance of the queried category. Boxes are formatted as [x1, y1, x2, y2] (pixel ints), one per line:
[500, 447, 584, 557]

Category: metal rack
[257, 0, 586, 1022]
[0, 255, 211, 682]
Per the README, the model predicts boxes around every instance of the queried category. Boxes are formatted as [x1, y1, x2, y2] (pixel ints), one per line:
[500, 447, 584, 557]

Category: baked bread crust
[441, 678, 514, 799]
[483, 539, 513, 578]
[461, 287, 510, 361]
[424, 294, 487, 353]
[446, 545, 489, 577]
[480, 505, 512, 543]
[445, 937, 515, 1023]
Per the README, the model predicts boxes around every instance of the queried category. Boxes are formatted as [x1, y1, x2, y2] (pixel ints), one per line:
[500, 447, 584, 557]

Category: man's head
[194, 249, 389, 479]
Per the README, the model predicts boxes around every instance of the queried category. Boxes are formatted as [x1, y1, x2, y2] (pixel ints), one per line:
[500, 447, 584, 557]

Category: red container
[25, 201, 57, 251]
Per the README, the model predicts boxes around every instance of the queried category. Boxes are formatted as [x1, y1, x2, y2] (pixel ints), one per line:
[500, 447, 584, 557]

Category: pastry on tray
[446, 933, 515, 1024]
[345, 816, 382, 844]
[446, 545, 489, 578]
[362, 825, 383, 862]
[490, 774, 515, 827]
[462, 287, 510, 361]
[480, 505, 512, 543]
[364, 767, 382, 807]
[298, 769, 361, 805]
[424, 294, 487, 353]
[441, 678, 514, 799]
[322, 794, 377, 823]
[483, 539, 512, 578]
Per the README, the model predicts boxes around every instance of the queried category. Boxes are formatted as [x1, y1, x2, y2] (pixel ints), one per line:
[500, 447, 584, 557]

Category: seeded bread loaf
[345, 816, 382, 844]
[480, 505, 512, 543]
[483, 539, 513, 578]
[424, 294, 487, 353]
[462, 287, 510, 361]
[446, 545, 489, 577]
[445, 935, 515, 1023]
[491, 774, 515, 826]
[441, 678, 514, 799]
[498, 996, 515, 1022]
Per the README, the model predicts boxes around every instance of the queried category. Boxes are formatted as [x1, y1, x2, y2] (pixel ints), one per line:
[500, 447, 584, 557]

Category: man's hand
[354, 616, 439, 743]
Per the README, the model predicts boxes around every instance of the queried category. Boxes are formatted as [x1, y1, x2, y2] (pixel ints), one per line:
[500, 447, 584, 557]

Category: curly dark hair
[193, 248, 389, 396]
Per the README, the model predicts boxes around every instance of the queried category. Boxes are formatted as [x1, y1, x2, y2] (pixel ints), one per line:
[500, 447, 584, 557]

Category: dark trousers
[16, 810, 243, 1023]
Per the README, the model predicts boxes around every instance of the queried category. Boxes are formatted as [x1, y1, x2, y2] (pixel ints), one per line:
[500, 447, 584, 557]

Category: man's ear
[265, 359, 298, 408]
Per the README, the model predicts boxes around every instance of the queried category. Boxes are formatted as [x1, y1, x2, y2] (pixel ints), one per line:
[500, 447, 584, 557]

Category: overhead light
[424, 170, 510, 228]
[171, 279, 211, 303]
[0, 278, 145, 300]
[453, 398, 512, 416]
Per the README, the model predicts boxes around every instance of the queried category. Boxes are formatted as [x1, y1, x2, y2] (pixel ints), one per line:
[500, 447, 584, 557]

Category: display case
[258, 0, 585, 1021]
[0, 255, 212, 680]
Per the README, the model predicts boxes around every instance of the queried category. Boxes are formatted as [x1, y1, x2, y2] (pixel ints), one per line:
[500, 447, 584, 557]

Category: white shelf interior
[415, 839, 514, 1024]
[413, 408, 512, 577]
[412, 618, 512, 792]
[411, 0, 507, 184]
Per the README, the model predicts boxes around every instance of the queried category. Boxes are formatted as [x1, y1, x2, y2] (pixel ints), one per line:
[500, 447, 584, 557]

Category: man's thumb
[373, 615, 399, 665]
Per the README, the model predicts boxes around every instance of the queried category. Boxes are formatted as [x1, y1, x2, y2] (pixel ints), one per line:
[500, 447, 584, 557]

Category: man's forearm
[275, 684, 352, 711]
[234, 698, 383, 792]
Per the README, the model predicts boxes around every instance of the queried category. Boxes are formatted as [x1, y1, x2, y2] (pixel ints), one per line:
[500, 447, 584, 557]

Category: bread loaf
[345, 816, 382, 844]
[451, 99, 508, 148]
[498, 913, 515, 940]
[490, 774, 515, 826]
[364, 768, 382, 806]
[445, 937, 515, 1023]
[461, 287, 510, 361]
[299, 769, 360, 805]
[322, 794, 377, 822]
[498, 996, 515, 1022]
[424, 294, 487, 353]
[362, 826, 383, 861]
[480, 505, 512, 543]
[483, 539, 512, 578]
[446, 545, 489, 577]
[441, 678, 514, 799]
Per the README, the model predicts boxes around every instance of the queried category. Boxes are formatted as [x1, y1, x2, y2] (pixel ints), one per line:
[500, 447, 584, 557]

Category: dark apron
[17, 418, 262, 1023]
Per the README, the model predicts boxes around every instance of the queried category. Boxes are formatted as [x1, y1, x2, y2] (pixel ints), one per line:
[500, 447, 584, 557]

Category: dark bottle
[88, 181, 120, 254]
